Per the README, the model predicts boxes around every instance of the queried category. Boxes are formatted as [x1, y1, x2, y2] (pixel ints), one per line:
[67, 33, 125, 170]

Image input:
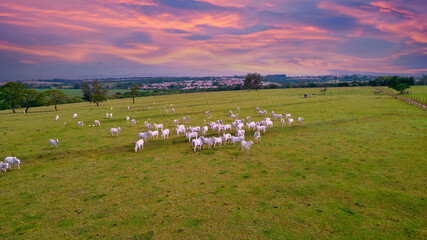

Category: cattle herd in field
[1, 105, 304, 174]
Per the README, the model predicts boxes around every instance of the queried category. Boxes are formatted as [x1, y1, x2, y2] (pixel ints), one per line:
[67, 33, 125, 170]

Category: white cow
[288, 118, 294, 127]
[285, 113, 291, 120]
[213, 137, 223, 148]
[205, 111, 210, 115]
[231, 136, 245, 147]
[49, 139, 59, 149]
[174, 119, 179, 125]
[236, 129, 245, 137]
[126, 116, 130, 123]
[148, 130, 159, 139]
[4, 157, 21, 169]
[246, 122, 256, 131]
[255, 107, 260, 111]
[109, 113, 113, 118]
[77, 121, 84, 127]
[254, 131, 261, 143]
[256, 125, 266, 134]
[230, 113, 238, 120]
[161, 129, 170, 140]
[171, 108, 175, 113]
[94, 120, 101, 126]
[186, 132, 198, 142]
[73, 113, 78, 118]
[281, 118, 285, 127]
[166, 109, 169, 114]
[191, 138, 203, 152]
[182, 117, 190, 123]
[246, 116, 251, 122]
[222, 133, 232, 145]
[240, 140, 254, 154]
[55, 115, 59, 121]
[0, 162, 9, 173]
[128, 106, 130, 109]
[131, 119, 136, 126]
[154, 123, 163, 130]
[237, 107, 240, 111]
[106, 113, 109, 118]
[144, 121, 151, 129]
[134, 139, 144, 152]
[138, 132, 150, 142]
[110, 127, 121, 136]
[298, 117, 304, 126]
[111, 106, 113, 110]
[175, 127, 186, 137]
[201, 126, 209, 136]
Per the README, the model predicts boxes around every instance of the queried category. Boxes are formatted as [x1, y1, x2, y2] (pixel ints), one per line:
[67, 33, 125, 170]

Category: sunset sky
[0, 0, 426, 80]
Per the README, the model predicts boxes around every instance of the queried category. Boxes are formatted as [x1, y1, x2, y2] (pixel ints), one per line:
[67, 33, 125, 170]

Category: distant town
[2, 74, 426, 90]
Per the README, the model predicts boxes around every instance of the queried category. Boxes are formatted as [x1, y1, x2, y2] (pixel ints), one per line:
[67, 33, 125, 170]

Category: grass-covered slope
[0, 87, 425, 239]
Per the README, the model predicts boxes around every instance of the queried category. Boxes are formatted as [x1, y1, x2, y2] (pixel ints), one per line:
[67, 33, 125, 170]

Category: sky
[0, 0, 426, 80]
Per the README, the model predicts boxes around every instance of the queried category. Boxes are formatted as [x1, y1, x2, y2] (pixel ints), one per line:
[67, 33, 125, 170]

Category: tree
[44, 89, 67, 111]
[21, 89, 43, 113]
[130, 84, 139, 104]
[81, 79, 108, 105]
[90, 94, 107, 106]
[0, 82, 26, 113]
[244, 73, 263, 91]
[81, 83, 91, 101]
[387, 76, 414, 94]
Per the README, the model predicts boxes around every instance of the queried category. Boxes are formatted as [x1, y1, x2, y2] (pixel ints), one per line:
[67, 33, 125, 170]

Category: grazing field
[33, 88, 132, 97]
[0, 87, 426, 239]
[380, 86, 427, 106]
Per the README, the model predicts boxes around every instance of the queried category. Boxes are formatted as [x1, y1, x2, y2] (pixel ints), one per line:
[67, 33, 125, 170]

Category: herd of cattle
[1, 105, 303, 174]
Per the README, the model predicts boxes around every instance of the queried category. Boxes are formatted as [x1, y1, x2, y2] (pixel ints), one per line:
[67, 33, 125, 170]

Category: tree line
[0, 82, 83, 113]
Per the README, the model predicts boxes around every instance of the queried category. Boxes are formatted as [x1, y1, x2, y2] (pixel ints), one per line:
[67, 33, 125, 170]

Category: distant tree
[387, 76, 414, 94]
[81, 83, 91, 101]
[244, 73, 263, 91]
[44, 89, 67, 111]
[81, 79, 108, 105]
[130, 84, 139, 104]
[0, 82, 26, 113]
[20, 89, 43, 113]
[90, 94, 107, 106]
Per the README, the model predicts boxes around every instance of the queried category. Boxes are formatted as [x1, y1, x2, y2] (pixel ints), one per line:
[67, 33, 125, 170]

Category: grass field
[33, 88, 131, 97]
[380, 86, 427, 106]
[0, 87, 426, 239]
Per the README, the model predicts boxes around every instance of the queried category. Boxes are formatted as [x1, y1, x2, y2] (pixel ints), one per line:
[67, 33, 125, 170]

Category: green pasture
[380, 85, 427, 106]
[0, 87, 426, 239]
[33, 89, 131, 97]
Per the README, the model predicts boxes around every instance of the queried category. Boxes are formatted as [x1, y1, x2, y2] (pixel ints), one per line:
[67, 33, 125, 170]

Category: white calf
[254, 131, 261, 143]
[288, 118, 294, 127]
[55, 115, 59, 121]
[73, 113, 78, 118]
[126, 116, 130, 123]
[281, 118, 285, 127]
[285, 113, 291, 119]
[240, 140, 254, 154]
[49, 139, 59, 149]
[298, 117, 304, 126]
[4, 157, 21, 169]
[110, 127, 121, 136]
[161, 129, 170, 140]
[134, 139, 144, 152]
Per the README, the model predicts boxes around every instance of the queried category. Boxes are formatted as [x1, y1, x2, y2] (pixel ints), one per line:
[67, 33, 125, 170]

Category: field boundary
[374, 87, 427, 110]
